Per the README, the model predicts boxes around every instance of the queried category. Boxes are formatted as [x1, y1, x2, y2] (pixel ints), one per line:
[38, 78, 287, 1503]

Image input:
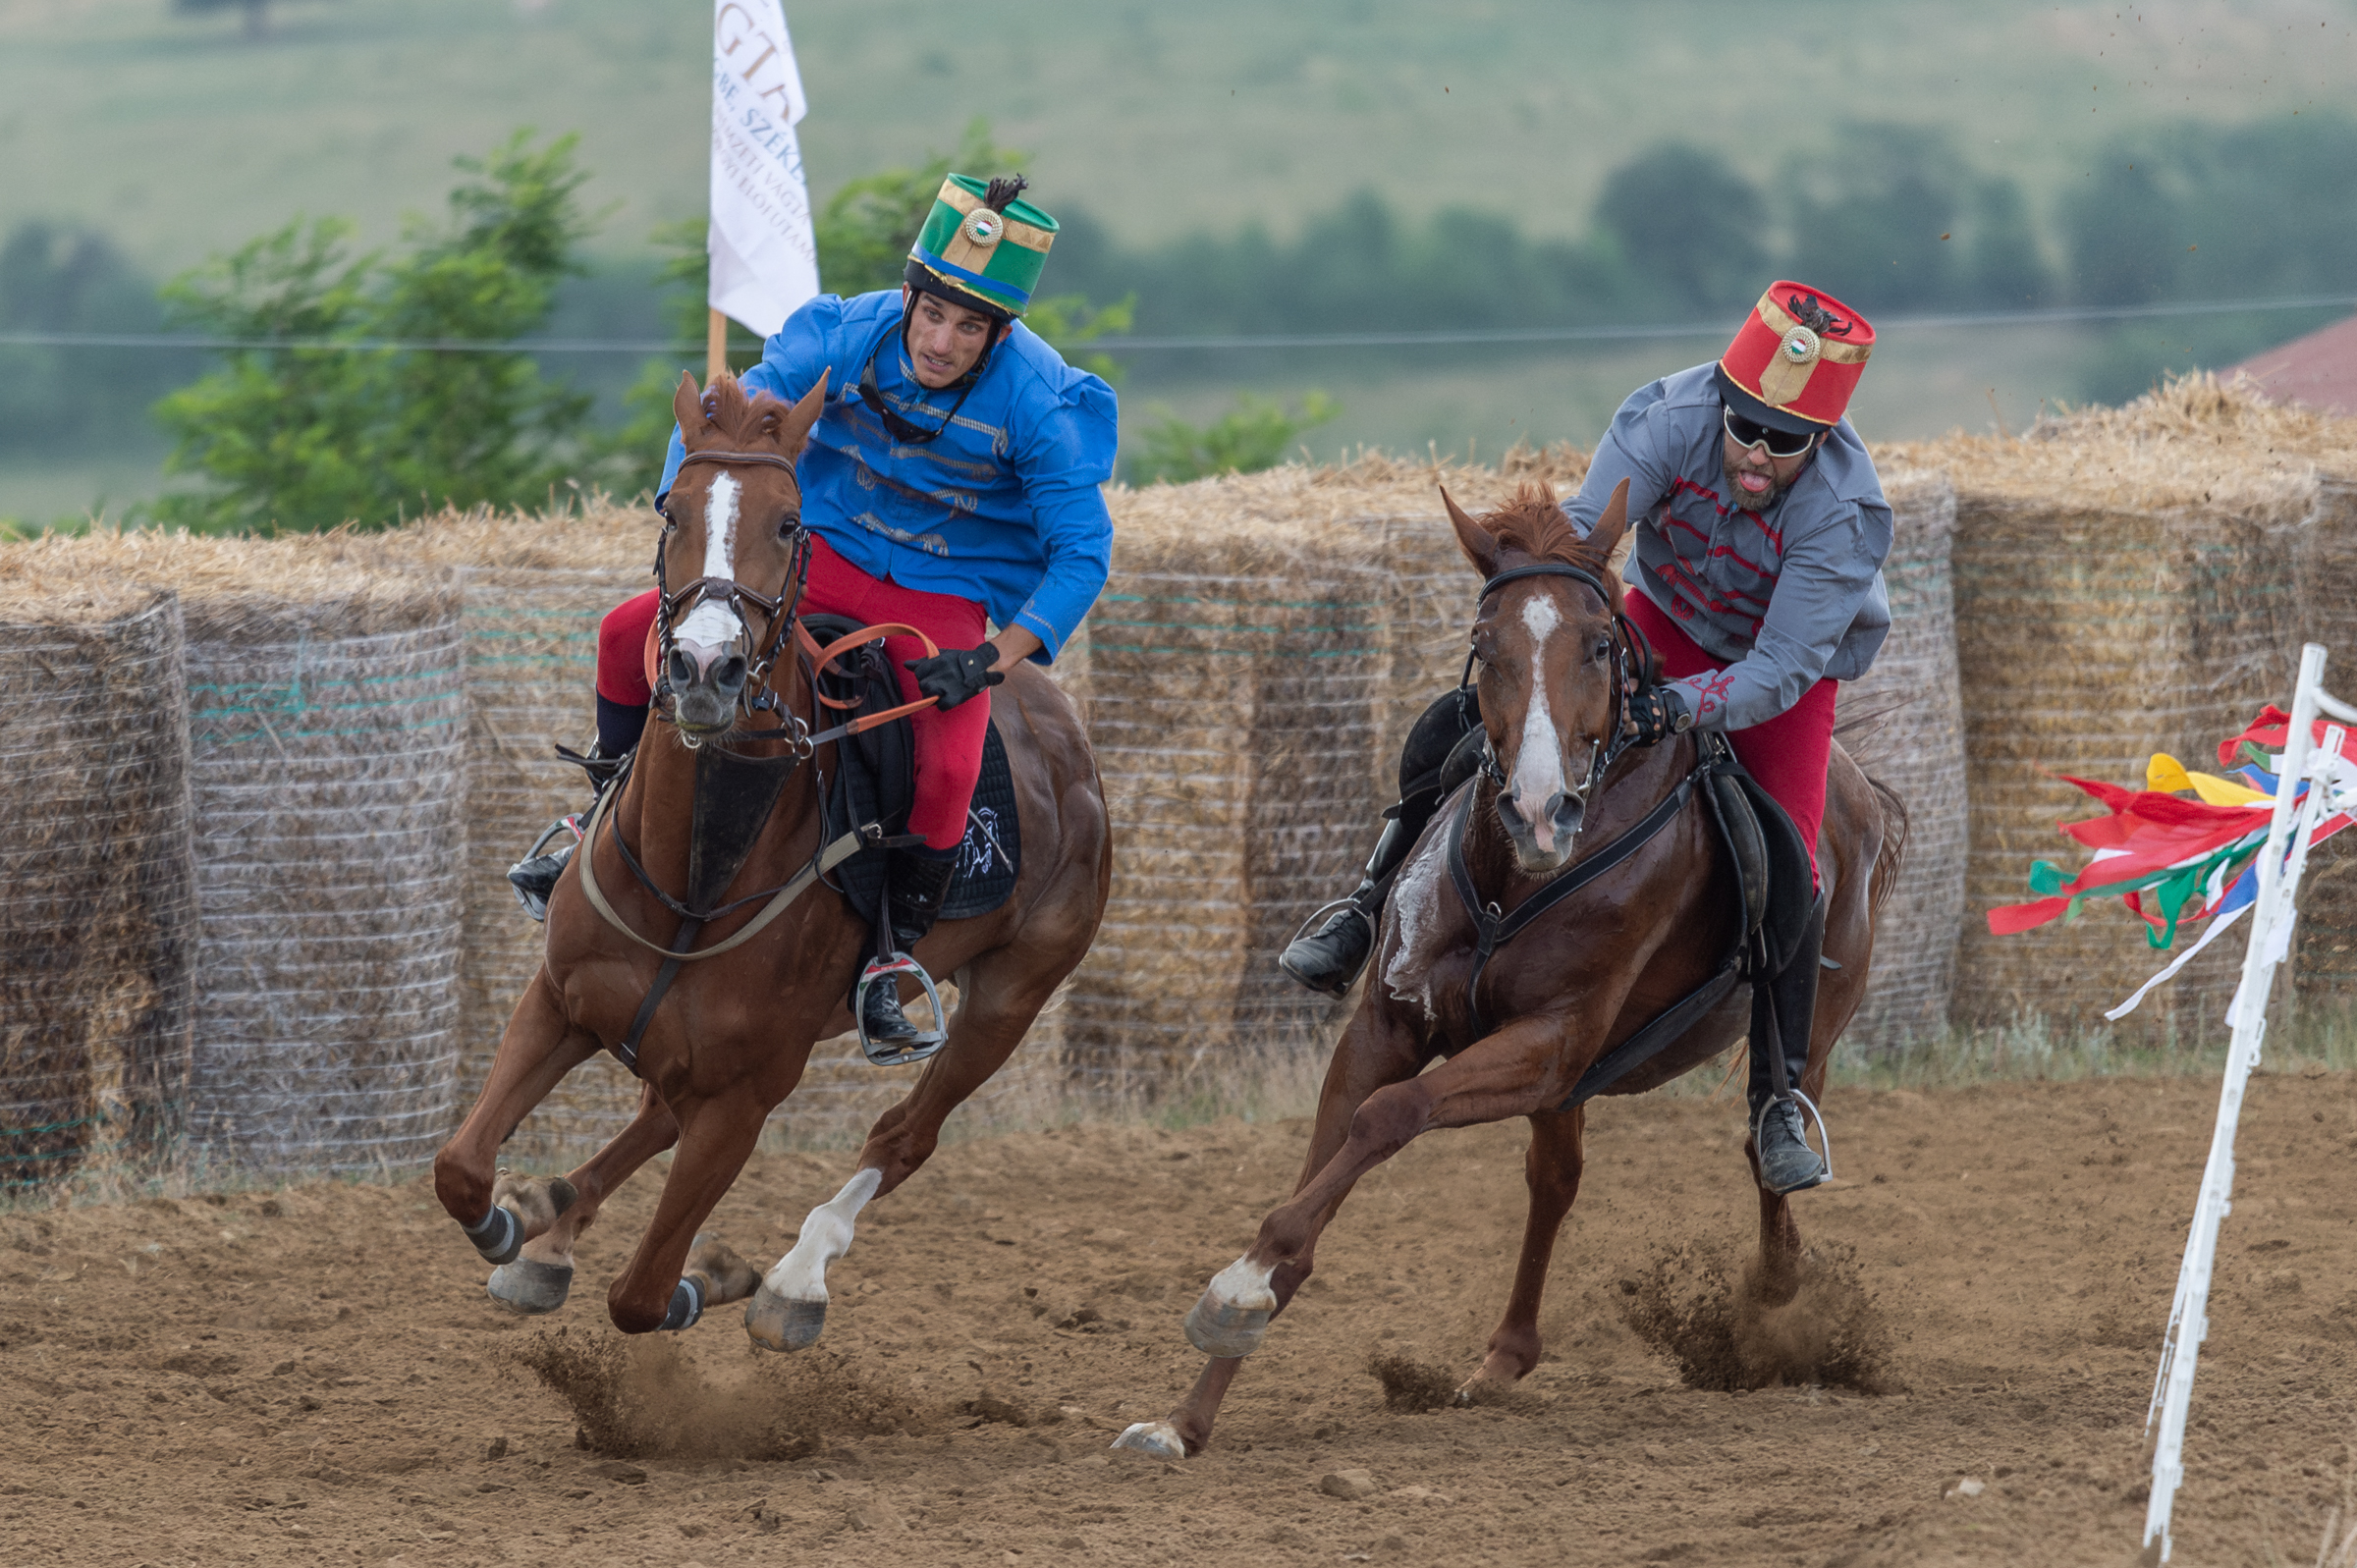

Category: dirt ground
[6, 1068, 2357, 1568]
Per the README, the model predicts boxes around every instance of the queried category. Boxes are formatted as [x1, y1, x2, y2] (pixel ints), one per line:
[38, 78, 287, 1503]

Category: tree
[150, 131, 604, 532]
[1125, 391, 1339, 486]
[0, 223, 178, 457]
[1785, 124, 1970, 313]
[1591, 143, 1770, 317]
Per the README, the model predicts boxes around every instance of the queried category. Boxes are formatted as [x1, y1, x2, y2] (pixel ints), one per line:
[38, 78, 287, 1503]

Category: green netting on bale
[181, 603, 467, 1178]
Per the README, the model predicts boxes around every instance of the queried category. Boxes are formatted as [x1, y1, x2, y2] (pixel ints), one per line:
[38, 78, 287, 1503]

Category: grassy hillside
[6, 0, 2354, 275]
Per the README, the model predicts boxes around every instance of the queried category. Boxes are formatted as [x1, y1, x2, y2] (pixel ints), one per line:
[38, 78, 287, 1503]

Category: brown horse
[431, 372, 1111, 1340]
[1114, 481, 1901, 1458]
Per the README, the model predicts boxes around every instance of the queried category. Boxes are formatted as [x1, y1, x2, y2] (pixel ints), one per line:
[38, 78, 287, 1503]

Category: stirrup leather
[854, 951, 948, 1068]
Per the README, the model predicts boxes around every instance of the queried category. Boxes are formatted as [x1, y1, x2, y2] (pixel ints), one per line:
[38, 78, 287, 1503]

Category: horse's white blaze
[1384, 835, 1448, 1022]
[1509, 594, 1566, 848]
[765, 1165, 882, 1303]
[1206, 1253, 1278, 1313]
[677, 470, 742, 651]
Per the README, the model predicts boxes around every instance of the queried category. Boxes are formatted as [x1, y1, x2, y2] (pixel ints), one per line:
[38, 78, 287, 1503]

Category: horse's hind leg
[433, 972, 600, 1264]
[487, 1080, 681, 1315]
[745, 942, 1063, 1353]
[1466, 1105, 1586, 1391]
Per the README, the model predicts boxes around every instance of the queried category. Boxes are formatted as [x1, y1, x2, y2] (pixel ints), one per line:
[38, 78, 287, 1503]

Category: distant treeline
[1048, 116, 2357, 340]
[7, 113, 2357, 467]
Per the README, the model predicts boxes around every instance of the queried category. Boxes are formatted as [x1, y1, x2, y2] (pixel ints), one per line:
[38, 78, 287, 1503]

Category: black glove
[1621, 684, 1692, 748]
[904, 641, 1005, 711]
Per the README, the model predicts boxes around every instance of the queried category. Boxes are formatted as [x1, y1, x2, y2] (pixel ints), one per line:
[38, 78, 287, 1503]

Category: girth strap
[1445, 761, 1707, 1041]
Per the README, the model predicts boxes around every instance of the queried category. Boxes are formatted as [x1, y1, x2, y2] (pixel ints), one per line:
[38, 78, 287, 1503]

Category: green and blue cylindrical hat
[904, 175, 1058, 320]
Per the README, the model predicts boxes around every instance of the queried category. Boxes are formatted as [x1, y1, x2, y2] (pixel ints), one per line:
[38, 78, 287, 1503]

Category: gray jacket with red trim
[1562, 362, 1891, 732]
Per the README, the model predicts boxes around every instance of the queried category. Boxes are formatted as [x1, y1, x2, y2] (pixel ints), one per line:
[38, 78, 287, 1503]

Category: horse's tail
[1863, 771, 1908, 915]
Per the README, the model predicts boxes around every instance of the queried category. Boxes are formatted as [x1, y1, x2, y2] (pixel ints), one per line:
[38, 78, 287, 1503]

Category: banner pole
[706, 308, 729, 385]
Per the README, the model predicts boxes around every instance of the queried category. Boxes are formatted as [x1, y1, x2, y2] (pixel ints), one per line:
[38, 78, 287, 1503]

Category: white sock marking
[1510, 594, 1566, 849]
[1207, 1254, 1278, 1313]
[677, 470, 741, 650]
[765, 1165, 883, 1303]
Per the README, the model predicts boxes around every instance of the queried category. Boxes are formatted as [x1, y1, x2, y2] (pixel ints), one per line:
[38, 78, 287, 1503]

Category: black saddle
[802, 614, 1020, 927]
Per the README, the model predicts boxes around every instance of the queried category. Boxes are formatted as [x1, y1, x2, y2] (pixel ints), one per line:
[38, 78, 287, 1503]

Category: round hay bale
[1884, 377, 2357, 1044]
[0, 585, 197, 1193]
[174, 568, 467, 1176]
[1944, 487, 2306, 1044]
[1835, 468, 1966, 1052]
[2286, 469, 2357, 1009]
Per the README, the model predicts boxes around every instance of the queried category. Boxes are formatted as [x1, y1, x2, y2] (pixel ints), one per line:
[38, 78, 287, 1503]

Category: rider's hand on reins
[1621, 685, 1692, 748]
[905, 641, 1005, 710]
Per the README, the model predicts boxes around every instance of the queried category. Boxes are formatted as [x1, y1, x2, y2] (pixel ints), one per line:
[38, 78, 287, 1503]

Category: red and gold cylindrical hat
[1714, 282, 1876, 433]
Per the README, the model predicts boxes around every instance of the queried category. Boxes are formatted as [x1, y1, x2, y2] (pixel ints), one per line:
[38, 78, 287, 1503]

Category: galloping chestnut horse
[1115, 481, 1901, 1458]
[431, 372, 1110, 1341]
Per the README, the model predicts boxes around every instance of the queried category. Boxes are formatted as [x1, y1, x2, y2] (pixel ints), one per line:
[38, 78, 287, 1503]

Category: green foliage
[1591, 142, 1769, 317]
[149, 131, 604, 532]
[1125, 391, 1339, 486]
[0, 222, 180, 457]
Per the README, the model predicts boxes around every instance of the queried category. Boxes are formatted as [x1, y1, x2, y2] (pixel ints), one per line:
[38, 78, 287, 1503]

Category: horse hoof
[743, 1285, 827, 1352]
[1181, 1289, 1272, 1359]
[1111, 1421, 1186, 1460]
[487, 1257, 573, 1315]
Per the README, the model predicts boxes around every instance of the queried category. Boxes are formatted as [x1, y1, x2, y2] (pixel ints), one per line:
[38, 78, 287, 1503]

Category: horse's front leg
[604, 1091, 772, 1334]
[1465, 1104, 1586, 1391]
[485, 1080, 681, 1315]
[433, 972, 600, 1264]
[1181, 1011, 1575, 1364]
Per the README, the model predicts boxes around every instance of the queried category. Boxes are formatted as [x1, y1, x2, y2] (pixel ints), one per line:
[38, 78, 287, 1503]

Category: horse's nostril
[717, 656, 746, 688]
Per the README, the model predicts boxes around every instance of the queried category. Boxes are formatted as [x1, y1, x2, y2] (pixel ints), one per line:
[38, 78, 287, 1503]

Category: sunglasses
[1723, 407, 1820, 460]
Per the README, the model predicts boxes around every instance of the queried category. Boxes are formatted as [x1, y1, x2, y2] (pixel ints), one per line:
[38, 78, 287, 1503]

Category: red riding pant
[1624, 591, 1836, 883]
[595, 532, 992, 851]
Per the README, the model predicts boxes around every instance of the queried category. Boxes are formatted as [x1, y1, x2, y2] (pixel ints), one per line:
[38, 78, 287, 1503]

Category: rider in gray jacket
[1282, 281, 1890, 1195]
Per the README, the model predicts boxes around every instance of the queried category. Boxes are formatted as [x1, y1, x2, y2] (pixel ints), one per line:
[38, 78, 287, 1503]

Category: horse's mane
[685, 372, 805, 459]
[1480, 482, 1624, 610]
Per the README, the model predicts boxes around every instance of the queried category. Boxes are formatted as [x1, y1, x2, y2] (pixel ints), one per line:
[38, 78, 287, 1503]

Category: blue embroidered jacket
[658, 290, 1119, 663]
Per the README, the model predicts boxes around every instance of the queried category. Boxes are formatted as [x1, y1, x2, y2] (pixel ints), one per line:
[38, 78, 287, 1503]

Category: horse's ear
[1442, 486, 1499, 578]
[1585, 477, 1632, 565]
[779, 371, 828, 450]
[673, 370, 704, 436]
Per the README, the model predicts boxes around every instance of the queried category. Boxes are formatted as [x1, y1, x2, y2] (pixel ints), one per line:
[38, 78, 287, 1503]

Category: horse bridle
[1467, 561, 1657, 806]
[653, 449, 814, 753]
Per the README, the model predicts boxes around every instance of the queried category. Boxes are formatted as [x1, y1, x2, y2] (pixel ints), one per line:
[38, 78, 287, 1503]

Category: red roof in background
[2225, 312, 2357, 417]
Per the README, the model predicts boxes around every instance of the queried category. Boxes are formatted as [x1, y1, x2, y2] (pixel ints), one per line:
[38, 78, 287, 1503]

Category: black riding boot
[1748, 891, 1831, 1194]
[858, 851, 959, 1048]
[507, 742, 630, 921]
[1279, 809, 1425, 996]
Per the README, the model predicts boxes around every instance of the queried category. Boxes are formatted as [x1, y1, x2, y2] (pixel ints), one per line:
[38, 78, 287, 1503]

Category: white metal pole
[2141, 643, 2330, 1562]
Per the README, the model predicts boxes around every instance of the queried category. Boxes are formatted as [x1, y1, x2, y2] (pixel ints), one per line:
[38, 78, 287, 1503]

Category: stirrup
[1752, 1089, 1834, 1192]
[854, 951, 948, 1068]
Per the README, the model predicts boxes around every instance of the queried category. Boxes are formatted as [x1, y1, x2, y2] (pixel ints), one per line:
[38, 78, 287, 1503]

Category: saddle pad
[1731, 767, 1816, 976]
[825, 715, 1021, 926]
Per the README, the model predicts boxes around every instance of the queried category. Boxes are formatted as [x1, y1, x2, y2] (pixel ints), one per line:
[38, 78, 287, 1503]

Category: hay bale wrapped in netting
[2287, 467, 2357, 1005]
[1833, 468, 1966, 1052]
[1882, 381, 2340, 1043]
[0, 583, 196, 1192]
[377, 502, 653, 1161]
[13, 532, 471, 1176]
